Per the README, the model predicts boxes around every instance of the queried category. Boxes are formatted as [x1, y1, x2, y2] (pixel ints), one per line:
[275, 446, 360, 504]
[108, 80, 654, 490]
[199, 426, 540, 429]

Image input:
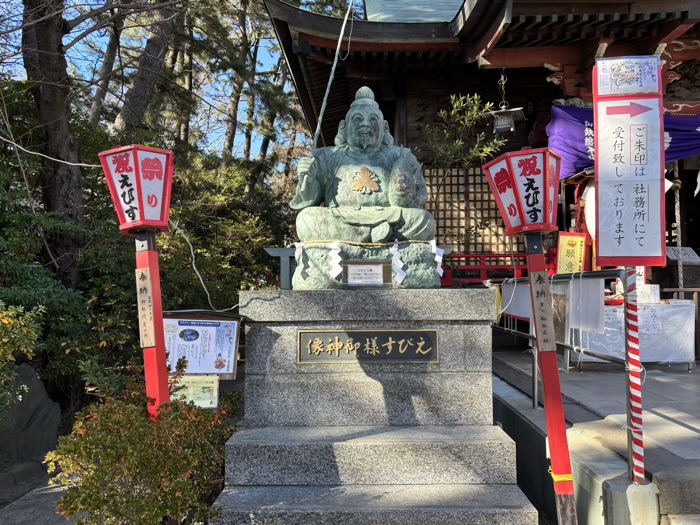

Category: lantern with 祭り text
[482, 147, 562, 236]
[99, 145, 174, 234]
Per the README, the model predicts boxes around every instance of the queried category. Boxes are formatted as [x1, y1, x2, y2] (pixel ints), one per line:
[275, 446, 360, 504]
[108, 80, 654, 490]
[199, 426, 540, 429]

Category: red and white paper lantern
[483, 148, 562, 235]
[99, 145, 174, 234]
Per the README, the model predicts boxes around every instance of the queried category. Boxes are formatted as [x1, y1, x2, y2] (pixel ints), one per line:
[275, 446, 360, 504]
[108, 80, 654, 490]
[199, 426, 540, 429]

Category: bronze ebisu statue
[291, 87, 441, 289]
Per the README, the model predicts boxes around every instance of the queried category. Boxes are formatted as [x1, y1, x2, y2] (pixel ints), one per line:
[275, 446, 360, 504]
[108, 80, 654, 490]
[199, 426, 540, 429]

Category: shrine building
[263, 0, 700, 283]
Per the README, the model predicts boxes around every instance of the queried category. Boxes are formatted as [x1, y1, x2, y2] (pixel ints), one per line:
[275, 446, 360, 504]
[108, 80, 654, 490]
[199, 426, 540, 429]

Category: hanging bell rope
[498, 68, 509, 111]
[311, 0, 354, 156]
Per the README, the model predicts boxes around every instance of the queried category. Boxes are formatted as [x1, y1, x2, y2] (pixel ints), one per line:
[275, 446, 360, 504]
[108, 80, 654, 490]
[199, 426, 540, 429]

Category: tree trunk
[242, 41, 259, 161]
[257, 64, 288, 163]
[113, 0, 180, 139]
[22, 0, 85, 289]
[245, 63, 288, 194]
[283, 123, 297, 179]
[223, 77, 244, 159]
[89, 12, 123, 126]
[177, 14, 193, 150]
[223, 0, 250, 160]
[143, 9, 185, 136]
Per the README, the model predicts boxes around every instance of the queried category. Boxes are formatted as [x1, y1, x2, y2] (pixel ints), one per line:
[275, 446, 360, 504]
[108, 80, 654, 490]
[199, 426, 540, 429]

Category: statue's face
[345, 106, 383, 150]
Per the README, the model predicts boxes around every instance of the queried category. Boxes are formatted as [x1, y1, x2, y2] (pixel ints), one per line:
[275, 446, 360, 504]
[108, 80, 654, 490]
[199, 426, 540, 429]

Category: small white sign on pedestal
[343, 260, 391, 288]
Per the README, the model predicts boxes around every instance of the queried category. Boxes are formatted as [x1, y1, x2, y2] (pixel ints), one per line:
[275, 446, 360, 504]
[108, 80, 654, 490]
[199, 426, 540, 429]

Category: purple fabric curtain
[546, 106, 700, 180]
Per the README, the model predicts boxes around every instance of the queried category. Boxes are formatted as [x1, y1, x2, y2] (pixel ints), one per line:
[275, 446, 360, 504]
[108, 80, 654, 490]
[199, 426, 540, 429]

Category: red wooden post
[525, 232, 578, 525]
[135, 231, 170, 418]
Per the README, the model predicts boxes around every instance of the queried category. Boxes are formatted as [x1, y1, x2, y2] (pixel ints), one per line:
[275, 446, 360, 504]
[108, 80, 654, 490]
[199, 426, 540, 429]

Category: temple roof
[364, 0, 466, 23]
[263, 0, 700, 145]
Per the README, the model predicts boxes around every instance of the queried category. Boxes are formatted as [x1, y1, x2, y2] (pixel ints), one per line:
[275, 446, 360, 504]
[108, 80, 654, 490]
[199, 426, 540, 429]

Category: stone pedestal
[213, 290, 537, 525]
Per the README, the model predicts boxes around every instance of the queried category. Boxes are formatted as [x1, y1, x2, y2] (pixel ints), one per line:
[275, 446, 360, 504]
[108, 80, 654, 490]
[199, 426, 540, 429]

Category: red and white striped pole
[624, 266, 645, 484]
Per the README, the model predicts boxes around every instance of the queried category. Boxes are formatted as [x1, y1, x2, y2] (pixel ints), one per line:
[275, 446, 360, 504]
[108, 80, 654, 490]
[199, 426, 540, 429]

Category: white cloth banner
[501, 277, 604, 334]
[500, 280, 531, 320]
[574, 303, 694, 364]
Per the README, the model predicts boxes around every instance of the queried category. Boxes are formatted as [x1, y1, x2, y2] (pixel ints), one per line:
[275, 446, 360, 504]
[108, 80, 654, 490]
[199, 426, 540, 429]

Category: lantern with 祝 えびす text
[482, 147, 577, 523]
[482, 148, 562, 235]
[99, 145, 174, 234]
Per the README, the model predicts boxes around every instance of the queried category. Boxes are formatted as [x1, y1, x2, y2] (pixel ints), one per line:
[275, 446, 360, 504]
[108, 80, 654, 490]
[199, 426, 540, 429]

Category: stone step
[212, 484, 538, 525]
[662, 516, 700, 525]
[245, 372, 491, 427]
[226, 425, 516, 485]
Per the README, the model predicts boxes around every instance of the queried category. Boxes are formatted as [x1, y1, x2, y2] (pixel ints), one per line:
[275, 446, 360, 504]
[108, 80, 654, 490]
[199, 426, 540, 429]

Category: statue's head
[335, 87, 393, 151]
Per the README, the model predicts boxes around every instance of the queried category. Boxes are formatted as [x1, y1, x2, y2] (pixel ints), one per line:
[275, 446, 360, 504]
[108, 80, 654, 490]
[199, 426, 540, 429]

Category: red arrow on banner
[606, 101, 653, 118]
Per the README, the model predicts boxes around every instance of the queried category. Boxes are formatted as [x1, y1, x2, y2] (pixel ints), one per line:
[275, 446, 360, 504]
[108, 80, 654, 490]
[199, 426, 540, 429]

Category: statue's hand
[297, 157, 318, 193]
[298, 157, 317, 177]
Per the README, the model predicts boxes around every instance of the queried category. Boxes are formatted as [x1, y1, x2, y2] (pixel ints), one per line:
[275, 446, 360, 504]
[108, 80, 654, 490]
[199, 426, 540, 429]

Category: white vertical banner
[594, 56, 666, 267]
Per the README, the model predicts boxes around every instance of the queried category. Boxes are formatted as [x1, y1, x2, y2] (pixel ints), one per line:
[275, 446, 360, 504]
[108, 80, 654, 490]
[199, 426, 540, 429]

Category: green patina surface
[290, 87, 441, 289]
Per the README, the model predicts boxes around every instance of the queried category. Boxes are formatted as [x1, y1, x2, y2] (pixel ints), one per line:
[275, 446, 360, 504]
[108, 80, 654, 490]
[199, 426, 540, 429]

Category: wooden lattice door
[424, 166, 522, 255]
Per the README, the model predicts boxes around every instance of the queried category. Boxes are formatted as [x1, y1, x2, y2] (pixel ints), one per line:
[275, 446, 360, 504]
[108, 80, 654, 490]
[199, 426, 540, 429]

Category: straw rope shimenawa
[296, 239, 430, 247]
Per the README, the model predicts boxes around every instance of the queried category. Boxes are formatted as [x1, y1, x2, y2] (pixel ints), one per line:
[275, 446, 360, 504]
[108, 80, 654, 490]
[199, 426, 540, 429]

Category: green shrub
[45, 391, 237, 525]
[0, 301, 43, 408]
[422, 93, 506, 169]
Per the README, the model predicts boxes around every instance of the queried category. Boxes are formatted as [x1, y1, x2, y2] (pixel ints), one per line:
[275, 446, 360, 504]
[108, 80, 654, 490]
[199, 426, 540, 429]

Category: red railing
[442, 252, 556, 286]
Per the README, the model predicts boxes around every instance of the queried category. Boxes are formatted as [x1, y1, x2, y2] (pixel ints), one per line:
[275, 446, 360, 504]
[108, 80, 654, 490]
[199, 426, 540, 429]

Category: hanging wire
[572, 270, 586, 368]
[0, 134, 102, 168]
[169, 220, 238, 313]
[311, 0, 354, 155]
[496, 237, 519, 316]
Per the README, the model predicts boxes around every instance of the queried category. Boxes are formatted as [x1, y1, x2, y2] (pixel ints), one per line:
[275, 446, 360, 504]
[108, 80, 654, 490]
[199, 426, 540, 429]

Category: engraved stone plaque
[298, 329, 438, 364]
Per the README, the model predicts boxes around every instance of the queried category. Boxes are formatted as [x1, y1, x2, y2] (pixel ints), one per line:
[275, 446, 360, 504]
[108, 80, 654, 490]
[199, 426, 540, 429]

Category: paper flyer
[164, 319, 239, 375]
